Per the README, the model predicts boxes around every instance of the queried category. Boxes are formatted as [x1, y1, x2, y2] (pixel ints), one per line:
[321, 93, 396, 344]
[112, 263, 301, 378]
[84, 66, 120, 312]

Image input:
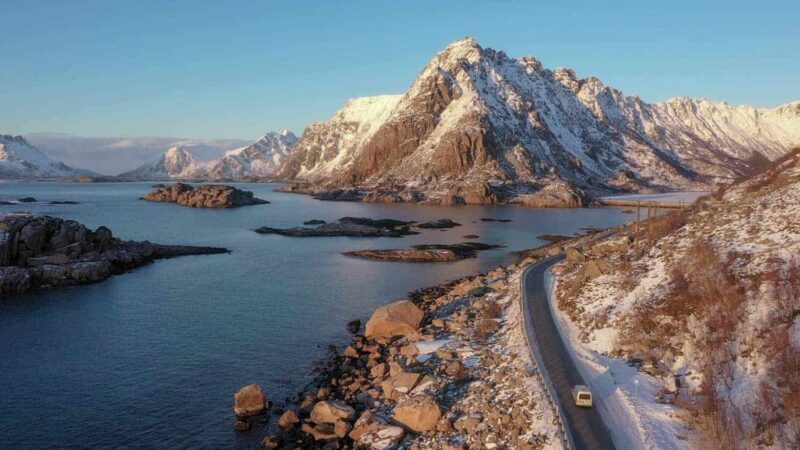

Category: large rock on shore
[365, 300, 424, 339]
[144, 183, 268, 208]
[391, 395, 442, 432]
[518, 181, 584, 208]
[234, 383, 267, 417]
[310, 400, 355, 424]
[0, 214, 228, 296]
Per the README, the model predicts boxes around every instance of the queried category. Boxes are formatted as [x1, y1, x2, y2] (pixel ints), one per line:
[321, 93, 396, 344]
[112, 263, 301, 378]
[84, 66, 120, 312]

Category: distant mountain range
[25, 133, 251, 175]
[274, 37, 800, 205]
[119, 130, 298, 180]
[0, 134, 96, 179]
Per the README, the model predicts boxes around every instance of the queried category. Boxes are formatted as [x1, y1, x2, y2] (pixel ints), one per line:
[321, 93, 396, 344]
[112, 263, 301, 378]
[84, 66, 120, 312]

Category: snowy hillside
[273, 96, 401, 181]
[276, 38, 800, 205]
[0, 134, 94, 179]
[551, 149, 800, 447]
[204, 130, 297, 179]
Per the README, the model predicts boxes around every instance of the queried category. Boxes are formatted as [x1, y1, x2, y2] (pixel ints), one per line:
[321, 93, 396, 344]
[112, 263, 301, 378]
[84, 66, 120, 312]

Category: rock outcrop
[392, 395, 442, 432]
[344, 242, 503, 262]
[255, 217, 417, 238]
[518, 181, 585, 208]
[364, 300, 424, 339]
[0, 214, 228, 296]
[234, 384, 268, 417]
[143, 183, 268, 208]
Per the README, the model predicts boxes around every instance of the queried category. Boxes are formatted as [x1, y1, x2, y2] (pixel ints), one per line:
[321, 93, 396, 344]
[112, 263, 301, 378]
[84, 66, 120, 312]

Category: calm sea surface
[0, 182, 633, 448]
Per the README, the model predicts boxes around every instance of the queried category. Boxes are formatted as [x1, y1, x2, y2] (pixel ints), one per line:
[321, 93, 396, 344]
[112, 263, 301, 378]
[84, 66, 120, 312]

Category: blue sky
[1, 0, 798, 140]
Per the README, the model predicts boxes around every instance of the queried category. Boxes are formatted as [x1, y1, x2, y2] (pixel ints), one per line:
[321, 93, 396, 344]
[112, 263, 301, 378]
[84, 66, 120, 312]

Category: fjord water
[0, 182, 632, 448]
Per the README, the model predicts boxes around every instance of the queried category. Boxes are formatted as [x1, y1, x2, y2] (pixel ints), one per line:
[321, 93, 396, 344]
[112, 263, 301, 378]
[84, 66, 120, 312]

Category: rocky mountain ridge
[275, 38, 800, 206]
[120, 130, 298, 180]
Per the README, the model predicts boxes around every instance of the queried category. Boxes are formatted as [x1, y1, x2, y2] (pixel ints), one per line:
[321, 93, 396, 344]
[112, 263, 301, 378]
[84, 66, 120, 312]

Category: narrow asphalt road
[522, 255, 616, 450]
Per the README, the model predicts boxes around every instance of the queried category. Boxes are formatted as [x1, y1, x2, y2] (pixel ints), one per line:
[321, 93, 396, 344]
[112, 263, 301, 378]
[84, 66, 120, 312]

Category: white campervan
[572, 385, 593, 407]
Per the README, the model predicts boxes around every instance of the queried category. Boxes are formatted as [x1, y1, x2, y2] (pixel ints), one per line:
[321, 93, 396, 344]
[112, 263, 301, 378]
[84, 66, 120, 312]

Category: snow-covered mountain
[119, 146, 206, 180]
[204, 130, 297, 179]
[120, 131, 297, 180]
[0, 134, 94, 179]
[275, 38, 800, 205]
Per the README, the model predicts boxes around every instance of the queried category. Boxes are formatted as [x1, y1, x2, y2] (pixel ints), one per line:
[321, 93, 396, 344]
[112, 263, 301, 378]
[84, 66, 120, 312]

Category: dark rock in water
[303, 219, 326, 225]
[480, 217, 512, 222]
[0, 214, 228, 297]
[233, 419, 251, 432]
[256, 217, 417, 238]
[344, 242, 504, 262]
[346, 319, 361, 333]
[417, 218, 461, 229]
[17, 197, 37, 203]
[463, 234, 480, 239]
[48, 201, 80, 205]
[151, 183, 166, 188]
[0, 201, 14, 205]
[144, 183, 268, 208]
[537, 234, 572, 243]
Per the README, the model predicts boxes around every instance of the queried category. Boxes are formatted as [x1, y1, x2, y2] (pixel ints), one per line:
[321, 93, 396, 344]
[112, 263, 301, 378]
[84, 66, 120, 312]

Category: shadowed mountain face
[276, 38, 800, 203]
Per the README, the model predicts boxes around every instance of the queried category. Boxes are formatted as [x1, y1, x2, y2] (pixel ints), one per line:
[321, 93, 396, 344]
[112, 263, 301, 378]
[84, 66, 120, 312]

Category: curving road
[522, 255, 616, 450]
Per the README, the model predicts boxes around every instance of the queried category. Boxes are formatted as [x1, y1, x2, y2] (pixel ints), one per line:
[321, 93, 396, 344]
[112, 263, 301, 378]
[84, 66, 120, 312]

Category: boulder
[392, 395, 442, 432]
[365, 300, 424, 340]
[565, 247, 585, 263]
[579, 259, 614, 281]
[359, 425, 406, 449]
[277, 409, 299, 430]
[350, 411, 382, 442]
[233, 384, 267, 417]
[310, 400, 355, 424]
[301, 423, 338, 441]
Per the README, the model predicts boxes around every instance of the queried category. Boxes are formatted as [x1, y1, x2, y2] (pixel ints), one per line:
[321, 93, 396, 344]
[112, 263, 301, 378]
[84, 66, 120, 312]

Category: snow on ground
[545, 271, 689, 449]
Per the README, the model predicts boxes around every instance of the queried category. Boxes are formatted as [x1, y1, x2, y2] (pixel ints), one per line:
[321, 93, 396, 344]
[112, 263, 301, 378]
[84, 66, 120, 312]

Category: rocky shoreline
[144, 183, 268, 208]
[234, 235, 594, 449]
[275, 180, 587, 209]
[344, 243, 504, 263]
[0, 214, 228, 296]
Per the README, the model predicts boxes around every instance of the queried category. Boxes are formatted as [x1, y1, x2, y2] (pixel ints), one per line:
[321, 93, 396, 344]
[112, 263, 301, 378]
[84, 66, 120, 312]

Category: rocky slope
[0, 135, 95, 179]
[551, 149, 800, 447]
[275, 38, 800, 206]
[255, 262, 562, 449]
[204, 130, 297, 180]
[0, 214, 228, 296]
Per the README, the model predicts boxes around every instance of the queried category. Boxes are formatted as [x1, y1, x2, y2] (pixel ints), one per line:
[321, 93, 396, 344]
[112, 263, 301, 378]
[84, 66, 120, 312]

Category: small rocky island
[0, 214, 228, 296]
[344, 242, 504, 262]
[144, 183, 268, 208]
[256, 217, 418, 238]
